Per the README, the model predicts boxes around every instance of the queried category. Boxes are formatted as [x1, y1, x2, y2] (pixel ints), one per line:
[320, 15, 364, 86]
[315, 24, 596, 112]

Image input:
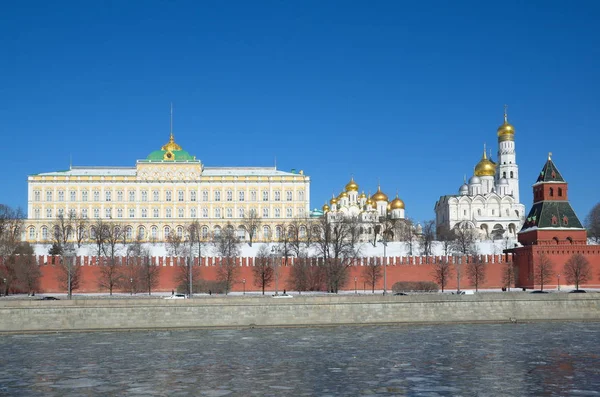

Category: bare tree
[451, 223, 477, 255]
[502, 262, 516, 291]
[74, 212, 88, 248]
[585, 202, 600, 243]
[432, 258, 453, 292]
[420, 220, 436, 258]
[437, 225, 456, 256]
[313, 216, 361, 293]
[398, 218, 418, 256]
[14, 242, 41, 295]
[534, 252, 555, 291]
[466, 255, 487, 292]
[362, 257, 383, 293]
[166, 230, 188, 257]
[252, 244, 274, 294]
[57, 244, 81, 298]
[90, 218, 109, 257]
[179, 220, 208, 296]
[0, 205, 25, 295]
[241, 209, 262, 247]
[213, 223, 241, 294]
[126, 238, 160, 295]
[51, 214, 73, 252]
[563, 253, 591, 290]
[97, 221, 125, 295]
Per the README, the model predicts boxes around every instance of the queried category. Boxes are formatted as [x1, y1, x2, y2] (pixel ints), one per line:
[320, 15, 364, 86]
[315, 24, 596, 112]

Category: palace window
[138, 227, 145, 239]
[250, 190, 256, 201]
[70, 190, 76, 202]
[239, 191, 245, 202]
[46, 191, 53, 202]
[215, 208, 221, 218]
[105, 191, 112, 202]
[94, 208, 100, 218]
[298, 208, 305, 217]
[226, 190, 233, 202]
[82, 191, 88, 202]
[129, 208, 135, 218]
[34, 190, 41, 201]
[263, 208, 269, 218]
[239, 208, 244, 218]
[34, 208, 40, 219]
[153, 190, 159, 202]
[58, 208, 64, 217]
[46, 208, 52, 218]
[298, 190, 304, 201]
[141, 208, 147, 218]
[201, 226, 209, 239]
[117, 190, 123, 201]
[166, 208, 172, 218]
[286, 208, 293, 218]
[262, 191, 268, 201]
[151, 226, 158, 239]
[226, 208, 233, 218]
[164, 226, 170, 238]
[202, 208, 208, 218]
[286, 191, 292, 201]
[166, 191, 172, 202]
[274, 191, 281, 201]
[263, 226, 270, 239]
[153, 208, 159, 218]
[41, 226, 48, 240]
[190, 191, 197, 202]
[117, 208, 123, 218]
[215, 191, 221, 201]
[105, 208, 111, 218]
[178, 190, 184, 202]
[81, 208, 88, 218]
[190, 208, 197, 218]
[58, 190, 64, 202]
[177, 227, 183, 238]
[299, 226, 306, 238]
[202, 190, 208, 202]
[275, 226, 282, 240]
[141, 191, 148, 202]
[129, 191, 135, 202]
[275, 208, 281, 218]
[178, 208, 184, 218]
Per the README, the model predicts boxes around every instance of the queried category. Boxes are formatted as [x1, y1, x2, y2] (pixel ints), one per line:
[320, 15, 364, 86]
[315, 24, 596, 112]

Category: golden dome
[161, 133, 183, 152]
[322, 203, 330, 212]
[497, 106, 515, 141]
[387, 203, 391, 211]
[365, 198, 374, 207]
[474, 149, 496, 177]
[358, 191, 367, 199]
[390, 195, 405, 210]
[330, 196, 338, 205]
[338, 191, 348, 199]
[371, 186, 388, 202]
[345, 177, 359, 192]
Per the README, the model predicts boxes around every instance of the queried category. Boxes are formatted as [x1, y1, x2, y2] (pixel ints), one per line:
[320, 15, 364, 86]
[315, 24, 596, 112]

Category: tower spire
[170, 102, 174, 140]
[503, 104, 508, 123]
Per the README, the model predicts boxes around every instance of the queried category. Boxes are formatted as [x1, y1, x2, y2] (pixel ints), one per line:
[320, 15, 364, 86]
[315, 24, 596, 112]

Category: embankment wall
[1, 294, 599, 333]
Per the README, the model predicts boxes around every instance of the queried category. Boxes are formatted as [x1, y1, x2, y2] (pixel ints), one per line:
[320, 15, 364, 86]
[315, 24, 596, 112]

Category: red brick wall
[31, 254, 517, 294]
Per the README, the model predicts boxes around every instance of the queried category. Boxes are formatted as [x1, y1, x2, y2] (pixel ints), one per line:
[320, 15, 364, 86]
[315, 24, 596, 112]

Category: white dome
[469, 175, 481, 185]
[499, 177, 509, 185]
[459, 183, 469, 195]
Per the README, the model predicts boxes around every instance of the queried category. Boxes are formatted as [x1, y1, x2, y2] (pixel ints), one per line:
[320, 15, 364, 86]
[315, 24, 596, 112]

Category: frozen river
[1, 322, 599, 396]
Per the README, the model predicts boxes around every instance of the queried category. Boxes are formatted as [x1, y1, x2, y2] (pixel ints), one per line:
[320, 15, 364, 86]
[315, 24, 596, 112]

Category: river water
[1, 322, 599, 396]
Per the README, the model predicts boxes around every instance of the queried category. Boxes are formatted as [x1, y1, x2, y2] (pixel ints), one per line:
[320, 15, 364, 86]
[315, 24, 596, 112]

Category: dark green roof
[146, 150, 195, 161]
[521, 200, 584, 230]
[536, 159, 565, 183]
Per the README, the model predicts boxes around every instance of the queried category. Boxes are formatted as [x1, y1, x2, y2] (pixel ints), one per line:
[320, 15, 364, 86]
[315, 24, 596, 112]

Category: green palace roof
[146, 133, 196, 162]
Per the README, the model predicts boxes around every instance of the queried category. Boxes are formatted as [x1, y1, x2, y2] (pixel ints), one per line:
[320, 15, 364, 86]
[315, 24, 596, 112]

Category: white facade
[434, 110, 525, 239]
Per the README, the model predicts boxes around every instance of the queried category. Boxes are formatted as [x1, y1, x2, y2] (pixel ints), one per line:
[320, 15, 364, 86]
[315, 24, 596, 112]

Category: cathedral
[321, 178, 410, 242]
[434, 109, 526, 239]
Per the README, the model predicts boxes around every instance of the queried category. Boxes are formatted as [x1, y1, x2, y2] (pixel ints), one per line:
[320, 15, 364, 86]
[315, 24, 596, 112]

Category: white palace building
[25, 131, 311, 244]
[434, 108, 526, 239]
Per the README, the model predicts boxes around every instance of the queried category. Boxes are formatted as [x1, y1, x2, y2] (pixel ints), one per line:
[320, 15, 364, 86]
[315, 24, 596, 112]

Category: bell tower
[496, 105, 520, 201]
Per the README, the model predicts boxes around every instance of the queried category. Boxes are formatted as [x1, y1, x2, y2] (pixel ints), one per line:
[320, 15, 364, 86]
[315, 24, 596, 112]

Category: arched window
[510, 171, 514, 178]
[558, 188, 563, 197]
[41, 226, 48, 240]
[263, 226, 271, 240]
[549, 187, 554, 197]
[164, 226, 170, 238]
[151, 226, 158, 239]
[138, 226, 145, 239]
[502, 172, 506, 178]
[176, 226, 183, 238]
[201, 226, 209, 239]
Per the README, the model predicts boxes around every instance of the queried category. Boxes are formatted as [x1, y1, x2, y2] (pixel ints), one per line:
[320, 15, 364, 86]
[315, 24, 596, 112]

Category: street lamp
[130, 277, 133, 295]
[557, 274, 561, 291]
[271, 246, 278, 296]
[379, 237, 387, 295]
[243, 278, 246, 295]
[354, 277, 357, 294]
[1, 278, 6, 296]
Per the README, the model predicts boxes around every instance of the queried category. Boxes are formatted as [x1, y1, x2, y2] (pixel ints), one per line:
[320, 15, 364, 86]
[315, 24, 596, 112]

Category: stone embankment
[1, 293, 599, 333]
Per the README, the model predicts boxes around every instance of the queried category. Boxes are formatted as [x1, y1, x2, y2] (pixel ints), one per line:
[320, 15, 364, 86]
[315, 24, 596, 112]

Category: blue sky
[1, 0, 599, 224]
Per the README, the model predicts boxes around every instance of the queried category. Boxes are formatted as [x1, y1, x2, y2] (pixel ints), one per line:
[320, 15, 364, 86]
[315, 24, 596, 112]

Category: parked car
[164, 294, 187, 299]
[530, 290, 549, 294]
[40, 296, 60, 300]
[393, 292, 408, 296]
[569, 289, 587, 293]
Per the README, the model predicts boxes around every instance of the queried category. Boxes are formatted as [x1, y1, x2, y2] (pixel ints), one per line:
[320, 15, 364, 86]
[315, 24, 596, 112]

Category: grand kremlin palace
[25, 133, 311, 243]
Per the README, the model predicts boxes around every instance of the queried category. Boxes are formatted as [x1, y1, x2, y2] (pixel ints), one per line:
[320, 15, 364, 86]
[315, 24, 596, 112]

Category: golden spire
[504, 104, 508, 123]
[548, 152, 552, 160]
[161, 103, 183, 152]
[497, 104, 515, 140]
